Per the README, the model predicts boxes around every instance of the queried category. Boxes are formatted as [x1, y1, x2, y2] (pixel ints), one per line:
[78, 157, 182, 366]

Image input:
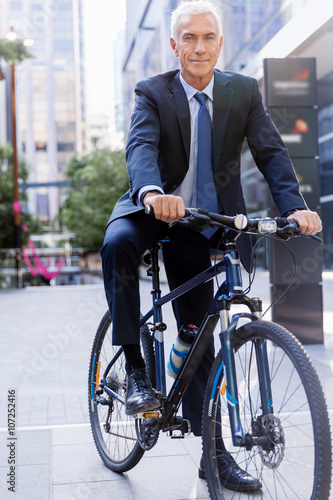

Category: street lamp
[5, 27, 34, 288]
[5, 27, 21, 287]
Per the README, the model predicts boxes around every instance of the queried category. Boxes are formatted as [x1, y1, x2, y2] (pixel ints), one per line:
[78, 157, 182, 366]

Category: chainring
[135, 417, 159, 451]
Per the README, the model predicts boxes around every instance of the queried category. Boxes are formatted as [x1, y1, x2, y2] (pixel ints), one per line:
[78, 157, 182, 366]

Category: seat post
[148, 241, 167, 395]
[149, 243, 162, 299]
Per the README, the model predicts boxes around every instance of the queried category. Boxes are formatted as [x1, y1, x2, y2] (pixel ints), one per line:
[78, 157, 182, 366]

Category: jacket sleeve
[245, 79, 308, 215]
[125, 80, 164, 203]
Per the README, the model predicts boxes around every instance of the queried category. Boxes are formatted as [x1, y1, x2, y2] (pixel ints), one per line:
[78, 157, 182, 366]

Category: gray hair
[170, 1, 222, 41]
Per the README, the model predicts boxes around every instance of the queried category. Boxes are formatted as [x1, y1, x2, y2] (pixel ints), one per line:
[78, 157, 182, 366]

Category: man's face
[170, 12, 223, 90]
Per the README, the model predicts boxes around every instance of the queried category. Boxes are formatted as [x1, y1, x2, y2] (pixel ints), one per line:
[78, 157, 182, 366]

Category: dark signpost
[264, 58, 323, 344]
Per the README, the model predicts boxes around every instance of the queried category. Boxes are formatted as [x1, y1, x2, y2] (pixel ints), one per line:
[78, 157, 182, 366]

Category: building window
[55, 1, 72, 10]
[54, 39, 74, 51]
[57, 123, 75, 132]
[10, 1, 22, 9]
[35, 142, 47, 151]
[57, 142, 75, 152]
[31, 2, 43, 10]
[37, 193, 49, 219]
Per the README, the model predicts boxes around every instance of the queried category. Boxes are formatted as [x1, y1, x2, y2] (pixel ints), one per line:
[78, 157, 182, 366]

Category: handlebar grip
[145, 204, 154, 216]
[145, 204, 191, 218]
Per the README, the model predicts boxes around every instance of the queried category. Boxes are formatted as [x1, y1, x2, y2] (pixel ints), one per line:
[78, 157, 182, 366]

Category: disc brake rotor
[259, 414, 285, 469]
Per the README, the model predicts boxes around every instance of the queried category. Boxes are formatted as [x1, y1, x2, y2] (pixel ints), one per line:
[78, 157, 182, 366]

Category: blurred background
[0, 0, 332, 289]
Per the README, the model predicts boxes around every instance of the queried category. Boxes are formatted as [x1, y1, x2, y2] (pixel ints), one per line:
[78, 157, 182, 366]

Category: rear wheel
[202, 320, 332, 499]
[88, 310, 155, 472]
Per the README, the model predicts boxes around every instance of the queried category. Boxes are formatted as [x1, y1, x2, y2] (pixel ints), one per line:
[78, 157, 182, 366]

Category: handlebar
[144, 205, 303, 240]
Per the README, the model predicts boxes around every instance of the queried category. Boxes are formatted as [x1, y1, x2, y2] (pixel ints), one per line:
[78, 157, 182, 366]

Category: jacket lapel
[213, 70, 234, 171]
[168, 72, 191, 162]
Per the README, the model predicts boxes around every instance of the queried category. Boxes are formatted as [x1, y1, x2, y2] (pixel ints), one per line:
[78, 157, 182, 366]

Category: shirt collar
[179, 72, 214, 102]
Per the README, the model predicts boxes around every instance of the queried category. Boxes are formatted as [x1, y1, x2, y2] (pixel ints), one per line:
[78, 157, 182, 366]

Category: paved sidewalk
[0, 272, 332, 499]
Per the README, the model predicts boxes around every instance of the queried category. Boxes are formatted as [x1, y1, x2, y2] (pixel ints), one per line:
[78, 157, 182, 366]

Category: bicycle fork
[217, 296, 274, 449]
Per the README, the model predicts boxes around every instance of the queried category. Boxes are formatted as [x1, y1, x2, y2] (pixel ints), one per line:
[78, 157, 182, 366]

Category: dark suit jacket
[107, 69, 307, 265]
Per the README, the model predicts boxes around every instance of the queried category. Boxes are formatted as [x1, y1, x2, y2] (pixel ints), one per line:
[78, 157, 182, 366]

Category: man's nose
[195, 38, 206, 53]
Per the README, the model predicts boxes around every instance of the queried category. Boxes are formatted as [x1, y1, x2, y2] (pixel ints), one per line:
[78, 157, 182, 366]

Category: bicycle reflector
[258, 219, 278, 233]
[95, 361, 101, 388]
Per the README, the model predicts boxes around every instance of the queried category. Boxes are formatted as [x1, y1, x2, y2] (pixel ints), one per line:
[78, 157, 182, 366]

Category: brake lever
[274, 218, 323, 243]
[304, 234, 323, 243]
[274, 219, 301, 241]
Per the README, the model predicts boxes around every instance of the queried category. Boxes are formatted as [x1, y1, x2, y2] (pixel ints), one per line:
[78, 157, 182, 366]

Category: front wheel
[202, 320, 332, 499]
[88, 310, 155, 473]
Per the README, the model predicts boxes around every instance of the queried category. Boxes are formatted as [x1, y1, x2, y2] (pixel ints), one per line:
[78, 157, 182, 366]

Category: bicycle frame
[101, 235, 274, 448]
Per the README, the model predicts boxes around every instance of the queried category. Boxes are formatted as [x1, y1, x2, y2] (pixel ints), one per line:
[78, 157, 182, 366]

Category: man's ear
[170, 37, 179, 57]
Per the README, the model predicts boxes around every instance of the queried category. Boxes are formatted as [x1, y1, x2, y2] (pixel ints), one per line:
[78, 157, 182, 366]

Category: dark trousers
[101, 211, 216, 435]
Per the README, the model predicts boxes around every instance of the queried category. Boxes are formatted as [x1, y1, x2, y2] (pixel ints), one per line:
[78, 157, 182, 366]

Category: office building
[0, 0, 86, 222]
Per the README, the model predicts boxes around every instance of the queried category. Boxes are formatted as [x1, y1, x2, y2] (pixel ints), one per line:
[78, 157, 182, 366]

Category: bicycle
[88, 207, 332, 499]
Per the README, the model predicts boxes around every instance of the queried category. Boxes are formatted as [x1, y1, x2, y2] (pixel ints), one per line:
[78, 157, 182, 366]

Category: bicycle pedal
[166, 418, 191, 438]
[169, 430, 184, 439]
[133, 410, 161, 419]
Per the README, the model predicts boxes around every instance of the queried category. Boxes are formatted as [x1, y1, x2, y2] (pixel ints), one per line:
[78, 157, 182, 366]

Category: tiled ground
[0, 274, 332, 499]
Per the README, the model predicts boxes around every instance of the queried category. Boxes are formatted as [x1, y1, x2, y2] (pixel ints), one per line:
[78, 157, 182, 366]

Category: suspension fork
[218, 294, 272, 447]
[218, 298, 245, 447]
[255, 338, 274, 415]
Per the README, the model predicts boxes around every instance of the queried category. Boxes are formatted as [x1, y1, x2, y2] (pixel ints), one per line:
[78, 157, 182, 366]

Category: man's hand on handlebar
[287, 210, 322, 235]
[143, 192, 185, 223]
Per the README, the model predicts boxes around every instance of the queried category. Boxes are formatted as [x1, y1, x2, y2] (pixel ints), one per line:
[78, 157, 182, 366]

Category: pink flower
[13, 201, 21, 213]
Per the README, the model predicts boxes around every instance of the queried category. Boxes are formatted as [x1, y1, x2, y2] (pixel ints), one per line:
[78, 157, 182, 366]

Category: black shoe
[198, 452, 262, 492]
[125, 368, 160, 416]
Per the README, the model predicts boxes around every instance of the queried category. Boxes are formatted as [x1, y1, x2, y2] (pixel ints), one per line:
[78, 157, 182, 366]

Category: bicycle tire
[202, 320, 332, 499]
[88, 310, 155, 473]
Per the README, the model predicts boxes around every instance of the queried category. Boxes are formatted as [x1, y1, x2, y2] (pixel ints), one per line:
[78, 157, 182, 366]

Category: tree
[0, 143, 43, 250]
[0, 37, 34, 64]
[59, 148, 129, 248]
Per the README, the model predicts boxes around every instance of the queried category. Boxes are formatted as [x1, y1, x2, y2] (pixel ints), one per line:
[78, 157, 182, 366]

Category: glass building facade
[0, 0, 85, 222]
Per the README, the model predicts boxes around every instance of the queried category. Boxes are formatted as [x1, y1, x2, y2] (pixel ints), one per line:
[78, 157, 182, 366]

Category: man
[101, 0, 321, 492]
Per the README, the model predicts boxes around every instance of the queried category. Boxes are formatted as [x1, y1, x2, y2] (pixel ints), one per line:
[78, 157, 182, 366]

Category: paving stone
[0, 464, 50, 500]
[126, 453, 210, 500]
[53, 440, 126, 485]
[0, 429, 51, 466]
[53, 479, 133, 500]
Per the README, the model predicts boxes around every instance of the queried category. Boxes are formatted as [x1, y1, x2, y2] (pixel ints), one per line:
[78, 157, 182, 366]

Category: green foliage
[0, 143, 43, 250]
[59, 148, 129, 248]
[0, 38, 34, 63]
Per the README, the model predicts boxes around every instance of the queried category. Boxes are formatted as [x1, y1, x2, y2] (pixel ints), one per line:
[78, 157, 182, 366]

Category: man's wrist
[142, 190, 162, 206]
[282, 208, 306, 218]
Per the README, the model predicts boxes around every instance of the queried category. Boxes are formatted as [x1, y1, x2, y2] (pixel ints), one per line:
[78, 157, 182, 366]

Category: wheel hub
[258, 414, 285, 469]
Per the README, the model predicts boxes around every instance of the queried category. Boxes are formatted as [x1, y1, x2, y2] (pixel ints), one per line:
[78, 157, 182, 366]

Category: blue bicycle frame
[101, 237, 274, 448]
